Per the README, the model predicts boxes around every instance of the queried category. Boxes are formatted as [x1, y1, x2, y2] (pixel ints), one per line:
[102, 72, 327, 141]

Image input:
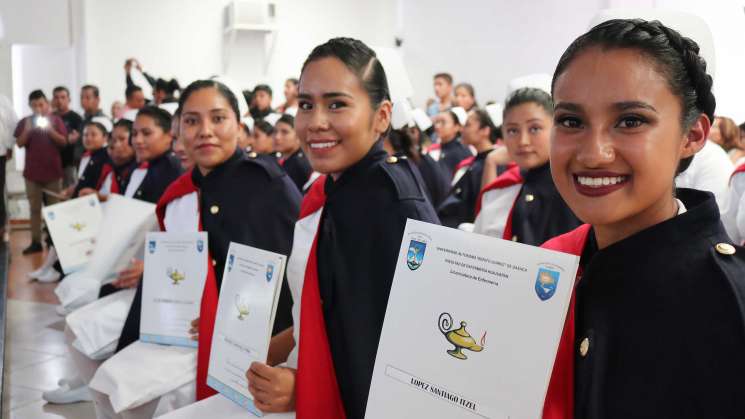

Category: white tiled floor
[3, 299, 95, 419]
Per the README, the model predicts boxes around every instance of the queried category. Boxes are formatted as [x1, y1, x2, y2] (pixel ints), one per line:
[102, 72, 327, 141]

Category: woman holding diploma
[472, 88, 581, 244]
[245, 37, 439, 418]
[542, 19, 745, 418]
[88, 79, 300, 418]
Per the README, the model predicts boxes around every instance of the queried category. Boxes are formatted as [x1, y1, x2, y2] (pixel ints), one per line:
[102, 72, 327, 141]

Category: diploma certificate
[365, 219, 580, 419]
[207, 242, 286, 416]
[42, 195, 103, 273]
[140, 232, 209, 348]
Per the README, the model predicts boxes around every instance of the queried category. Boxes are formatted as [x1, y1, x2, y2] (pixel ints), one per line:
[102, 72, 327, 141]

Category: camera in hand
[32, 115, 49, 129]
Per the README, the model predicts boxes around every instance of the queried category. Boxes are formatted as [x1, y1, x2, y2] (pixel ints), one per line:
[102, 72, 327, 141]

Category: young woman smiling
[88, 80, 300, 418]
[472, 88, 580, 244]
[541, 19, 745, 419]
[245, 37, 439, 418]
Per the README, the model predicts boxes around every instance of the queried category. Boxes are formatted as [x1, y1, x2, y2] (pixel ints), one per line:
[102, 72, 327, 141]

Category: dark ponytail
[387, 128, 420, 163]
[552, 19, 715, 173]
[471, 108, 499, 144]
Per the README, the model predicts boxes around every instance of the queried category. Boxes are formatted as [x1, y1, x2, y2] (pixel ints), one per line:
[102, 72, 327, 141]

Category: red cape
[294, 176, 347, 419]
[155, 172, 219, 401]
[540, 224, 592, 419]
[474, 165, 523, 239]
[96, 164, 120, 194]
[732, 162, 745, 181]
[454, 156, 475, 172]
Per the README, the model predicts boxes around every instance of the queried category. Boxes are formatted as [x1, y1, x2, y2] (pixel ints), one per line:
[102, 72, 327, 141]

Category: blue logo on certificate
[228, 254, 235, 272]
[266, 264, 274, 282]
[148, 240, 156, 254]
[407, 240, 427, 271]
[535, 268, 559, 301]
[88, 198, 96, 207]
[196, 239, 204, 253]
[48, 211, 55, 221]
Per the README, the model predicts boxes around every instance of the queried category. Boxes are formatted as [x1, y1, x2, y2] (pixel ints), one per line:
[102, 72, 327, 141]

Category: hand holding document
[207, 242, 287, 416]
[140, 232, 209, 348]
[42, 195, 103, 273]
[365, 219, 579, 419]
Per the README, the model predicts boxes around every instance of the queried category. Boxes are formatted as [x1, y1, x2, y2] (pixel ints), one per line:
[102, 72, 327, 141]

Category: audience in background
[250, 84, 274, 120]
[14, 90, 67, 254]
[709, 116, 745, 165]
[124, 85, 147, 112]
[278, 78, 299, 115]
[426, 72, 454, 117]
[110, 100, 125, 122]
[454, 82, 477, 111]
[252, 119, 275, 155]
[52, 86, 84, 187]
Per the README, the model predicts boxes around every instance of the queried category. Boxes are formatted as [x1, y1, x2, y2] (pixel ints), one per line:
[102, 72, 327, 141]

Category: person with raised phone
[541, 18, 745, 418]
[244, 37, 439, 418]
[86, 79, 300, 418]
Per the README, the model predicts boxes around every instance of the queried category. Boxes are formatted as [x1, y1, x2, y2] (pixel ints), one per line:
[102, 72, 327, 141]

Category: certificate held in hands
[365, 219, 580, 419]
[140, 232, 209, 348]
[207, 242, 287, 417]
[42, 195, 103, 273]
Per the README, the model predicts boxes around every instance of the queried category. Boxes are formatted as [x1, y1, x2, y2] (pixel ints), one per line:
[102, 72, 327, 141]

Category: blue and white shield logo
[407, 240, 427, 271]
[148, 240, 156, 254]
[196, 239, 204, 253]
[88, 198, 96, 207]
[266, 264, 275, 282]
[48, 211, 55, 221]
[228, 254, 235, 272]
[535, 268, 560, 301]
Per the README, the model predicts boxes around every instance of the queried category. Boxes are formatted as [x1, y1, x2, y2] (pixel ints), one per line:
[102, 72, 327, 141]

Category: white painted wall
[82, 0, 397, 112]
[399, 0, 606, 108]
[0, 0, 71, 46]
[10, 44, 77, 118]
[399, 0, 745, 124]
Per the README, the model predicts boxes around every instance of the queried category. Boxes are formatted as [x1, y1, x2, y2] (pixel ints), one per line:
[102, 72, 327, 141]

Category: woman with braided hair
[541, 18, 745, 419]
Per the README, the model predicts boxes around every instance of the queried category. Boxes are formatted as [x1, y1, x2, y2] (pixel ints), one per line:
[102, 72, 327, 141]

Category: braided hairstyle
[552, 19, 715, 173]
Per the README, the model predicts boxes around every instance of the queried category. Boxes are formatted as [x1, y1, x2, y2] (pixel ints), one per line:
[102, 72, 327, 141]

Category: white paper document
[140, 232, 209, 348]
[207, 242, 287, 416]
[365, 219, 580, 419]
[54, 195, 157, 309]
[42, 195, 103, 273]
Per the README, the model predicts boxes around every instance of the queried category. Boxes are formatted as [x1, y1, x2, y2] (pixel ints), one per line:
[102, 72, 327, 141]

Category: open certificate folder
[140, 232, 209, 348]
[42, 195, 103, 273]
[365, 219, 580, 419]
[207, 242, 287, 417]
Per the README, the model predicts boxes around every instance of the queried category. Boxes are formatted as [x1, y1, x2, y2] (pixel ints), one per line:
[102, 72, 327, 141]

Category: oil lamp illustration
[438, 312, 486, 360]
[235, 295, 250, 320]
[166, 267, 186, 285]
[70, 222, 86, 232]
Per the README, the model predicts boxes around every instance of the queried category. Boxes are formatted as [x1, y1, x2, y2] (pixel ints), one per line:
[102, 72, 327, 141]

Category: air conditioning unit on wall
[223, 0, 276, 33]
[222, 1, 279, 75]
